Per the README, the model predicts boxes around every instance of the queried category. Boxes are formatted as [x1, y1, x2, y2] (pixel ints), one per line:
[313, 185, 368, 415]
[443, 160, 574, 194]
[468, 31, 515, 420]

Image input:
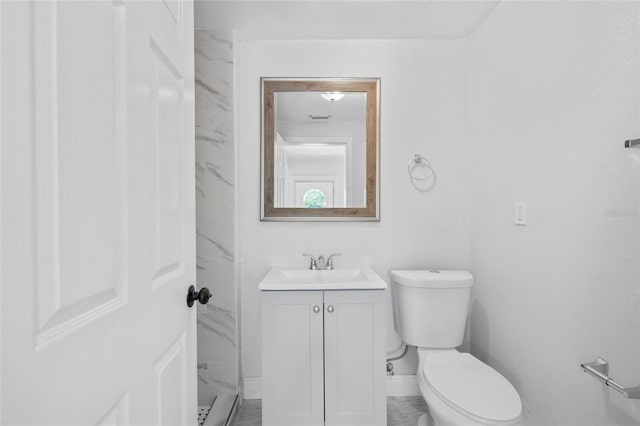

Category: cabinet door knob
[313, 305, 320, 313]
[327, 305, 334, 313]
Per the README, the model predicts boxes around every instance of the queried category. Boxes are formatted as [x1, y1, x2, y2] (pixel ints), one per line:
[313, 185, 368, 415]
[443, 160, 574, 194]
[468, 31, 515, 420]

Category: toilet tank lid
[390, 270, 473, 288]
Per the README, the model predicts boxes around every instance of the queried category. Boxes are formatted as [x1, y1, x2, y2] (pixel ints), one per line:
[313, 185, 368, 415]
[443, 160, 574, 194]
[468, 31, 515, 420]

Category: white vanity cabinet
[261, 289, 387, 426]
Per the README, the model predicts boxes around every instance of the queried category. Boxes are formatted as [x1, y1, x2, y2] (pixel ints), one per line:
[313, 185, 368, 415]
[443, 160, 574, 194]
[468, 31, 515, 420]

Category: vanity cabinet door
[261, 291, 325, 426]
[323, 290, 387, 426]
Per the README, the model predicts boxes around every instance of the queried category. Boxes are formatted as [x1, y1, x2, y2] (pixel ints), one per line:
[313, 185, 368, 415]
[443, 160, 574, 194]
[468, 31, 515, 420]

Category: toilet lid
[422, 352, 522, 423]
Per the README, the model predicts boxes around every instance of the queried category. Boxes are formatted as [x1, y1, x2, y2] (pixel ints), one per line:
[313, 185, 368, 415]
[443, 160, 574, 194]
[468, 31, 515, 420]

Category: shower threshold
[199, 394, 239, 426]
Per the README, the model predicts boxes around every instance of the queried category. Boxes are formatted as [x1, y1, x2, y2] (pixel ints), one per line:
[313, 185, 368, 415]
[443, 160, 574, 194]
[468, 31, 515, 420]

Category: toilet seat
[421, 351, 522, 425]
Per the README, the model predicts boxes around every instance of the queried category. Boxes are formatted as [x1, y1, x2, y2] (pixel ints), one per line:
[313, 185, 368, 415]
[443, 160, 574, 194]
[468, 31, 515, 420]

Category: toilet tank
[390, 270, 473, 348]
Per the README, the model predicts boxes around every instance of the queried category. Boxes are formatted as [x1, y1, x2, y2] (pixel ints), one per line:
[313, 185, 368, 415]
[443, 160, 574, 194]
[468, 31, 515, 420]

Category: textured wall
[236, 39, 471, 382]
[194, 29, 238, 405]
[469, 2, 640, 424]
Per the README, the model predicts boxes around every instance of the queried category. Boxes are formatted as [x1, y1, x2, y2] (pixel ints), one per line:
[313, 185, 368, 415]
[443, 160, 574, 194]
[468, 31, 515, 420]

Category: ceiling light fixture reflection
[321, 92, 345, 102]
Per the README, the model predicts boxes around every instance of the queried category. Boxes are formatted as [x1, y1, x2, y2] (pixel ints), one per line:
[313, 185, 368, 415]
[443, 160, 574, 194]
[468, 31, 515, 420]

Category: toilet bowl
[389, 270, 523, 426]
[417, 349, 522, 426]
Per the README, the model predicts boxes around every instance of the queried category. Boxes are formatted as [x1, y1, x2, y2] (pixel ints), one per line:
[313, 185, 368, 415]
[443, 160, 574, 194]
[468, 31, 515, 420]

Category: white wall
[469, 2, 640, 425]
[236, 39, 470, 380]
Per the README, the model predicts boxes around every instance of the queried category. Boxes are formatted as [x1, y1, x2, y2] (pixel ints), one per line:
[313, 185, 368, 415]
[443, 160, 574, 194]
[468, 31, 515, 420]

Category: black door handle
[187, 285, 211, 307]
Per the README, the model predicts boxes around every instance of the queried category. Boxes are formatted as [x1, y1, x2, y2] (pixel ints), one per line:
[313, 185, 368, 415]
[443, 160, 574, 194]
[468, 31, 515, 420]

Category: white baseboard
[242, 375, 419, 400]
[242, 377, 262, 400]
[386, 374, 420, 396]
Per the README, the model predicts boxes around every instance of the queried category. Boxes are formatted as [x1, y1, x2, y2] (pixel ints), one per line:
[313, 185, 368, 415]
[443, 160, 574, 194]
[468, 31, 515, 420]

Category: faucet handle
[302, 253, 317, 270]
[326, 253, 341, 269]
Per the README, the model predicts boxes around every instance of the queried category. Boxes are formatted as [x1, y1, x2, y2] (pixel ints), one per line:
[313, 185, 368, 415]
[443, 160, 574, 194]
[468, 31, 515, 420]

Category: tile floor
[198, 406, 212, 426]
[233, 396, 430, 426]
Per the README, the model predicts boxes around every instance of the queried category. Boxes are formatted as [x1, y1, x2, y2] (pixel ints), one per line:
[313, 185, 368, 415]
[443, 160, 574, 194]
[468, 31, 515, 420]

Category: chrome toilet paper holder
[580, 357, 640, 400]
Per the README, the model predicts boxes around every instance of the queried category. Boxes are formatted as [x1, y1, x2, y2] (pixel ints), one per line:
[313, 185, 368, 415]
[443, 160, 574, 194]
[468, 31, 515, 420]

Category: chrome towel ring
[408, 154, 433, 180]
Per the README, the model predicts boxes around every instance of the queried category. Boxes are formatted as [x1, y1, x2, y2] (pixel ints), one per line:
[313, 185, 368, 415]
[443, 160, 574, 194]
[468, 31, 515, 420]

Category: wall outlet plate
[515, 200, 527, 225]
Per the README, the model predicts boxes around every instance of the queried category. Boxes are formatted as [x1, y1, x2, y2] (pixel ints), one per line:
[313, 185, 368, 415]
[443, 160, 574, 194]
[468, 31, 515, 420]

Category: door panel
[161, 0, 183, 29]
[1, 1, 196, 424]
[153, 332, 187, 426]
[96, 393, 130, 426]
[33, 0, 128, 349]
[150, 37, 185, 285]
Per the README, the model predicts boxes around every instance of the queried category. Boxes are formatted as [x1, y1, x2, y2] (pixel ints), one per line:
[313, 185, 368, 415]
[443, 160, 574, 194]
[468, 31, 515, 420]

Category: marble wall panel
[195, 28, 238, 406]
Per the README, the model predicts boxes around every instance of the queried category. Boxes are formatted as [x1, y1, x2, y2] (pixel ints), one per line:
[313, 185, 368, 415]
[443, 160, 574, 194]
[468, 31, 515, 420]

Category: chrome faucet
[302, 253, 317, 270]
[303, 253, 340, 270]
[326, 253, 340, 269]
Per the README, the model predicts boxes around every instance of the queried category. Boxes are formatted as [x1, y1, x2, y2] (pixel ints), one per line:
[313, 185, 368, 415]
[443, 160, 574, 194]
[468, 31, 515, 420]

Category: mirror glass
[261, 79, 380, 221]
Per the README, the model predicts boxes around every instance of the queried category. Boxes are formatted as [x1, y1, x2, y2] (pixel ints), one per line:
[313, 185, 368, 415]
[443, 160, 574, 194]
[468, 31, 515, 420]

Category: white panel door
[323, 290, 386, 426]
[0, 1, 196, 424]
[261, 291, 324, 426]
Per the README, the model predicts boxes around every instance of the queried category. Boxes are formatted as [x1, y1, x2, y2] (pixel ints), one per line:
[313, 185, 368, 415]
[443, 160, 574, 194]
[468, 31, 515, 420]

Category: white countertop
[258, 266, 387, 291]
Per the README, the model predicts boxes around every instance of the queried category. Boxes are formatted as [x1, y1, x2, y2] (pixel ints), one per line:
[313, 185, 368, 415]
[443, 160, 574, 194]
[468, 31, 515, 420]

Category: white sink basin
[259, 266, 387, 291]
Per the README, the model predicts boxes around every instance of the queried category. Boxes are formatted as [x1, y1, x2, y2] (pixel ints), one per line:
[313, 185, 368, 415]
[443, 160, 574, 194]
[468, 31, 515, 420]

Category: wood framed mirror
[261, 78, 380, 221]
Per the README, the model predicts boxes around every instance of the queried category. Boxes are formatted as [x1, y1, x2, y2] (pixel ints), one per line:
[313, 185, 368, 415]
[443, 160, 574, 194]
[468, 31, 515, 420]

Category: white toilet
[390, 270, 523, 426]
